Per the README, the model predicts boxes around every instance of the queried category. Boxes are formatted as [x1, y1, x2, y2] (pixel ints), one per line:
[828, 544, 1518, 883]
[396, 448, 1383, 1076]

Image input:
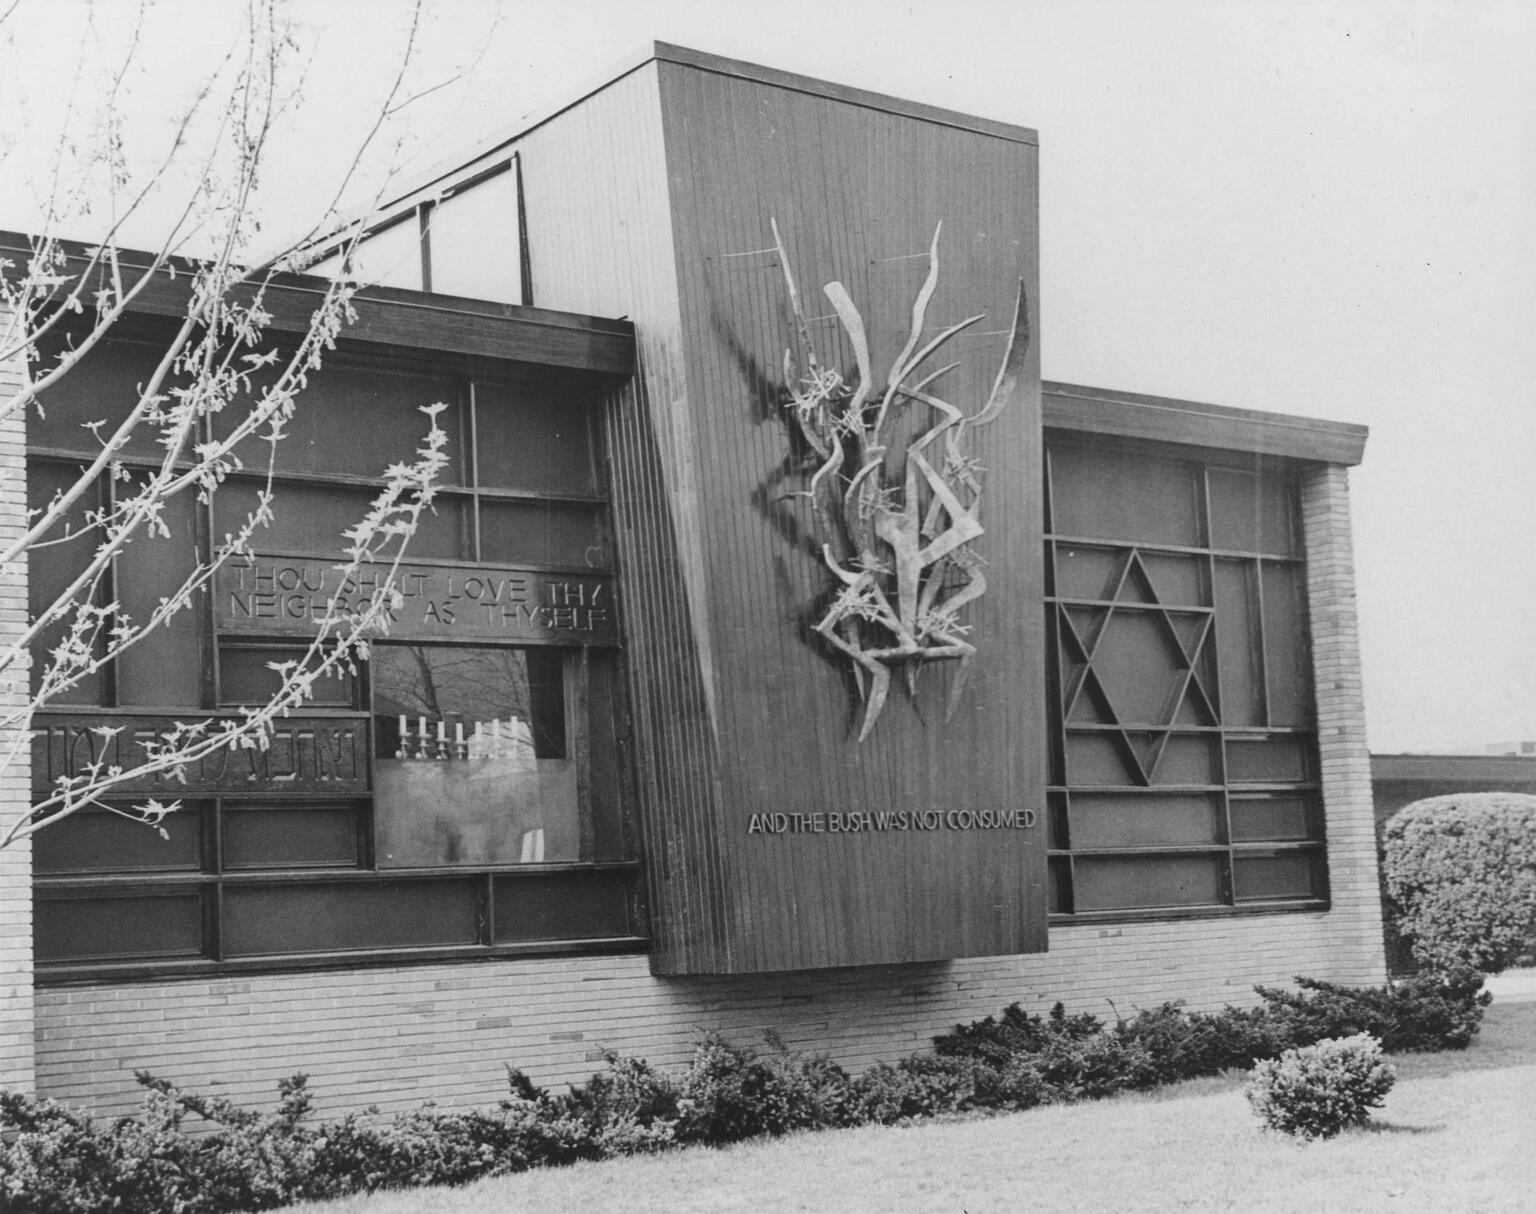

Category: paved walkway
[1484, 967, 1536, 1003]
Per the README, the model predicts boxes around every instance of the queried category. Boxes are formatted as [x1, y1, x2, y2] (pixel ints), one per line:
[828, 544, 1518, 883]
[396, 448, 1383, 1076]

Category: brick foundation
[36, 897, 1383, 1120]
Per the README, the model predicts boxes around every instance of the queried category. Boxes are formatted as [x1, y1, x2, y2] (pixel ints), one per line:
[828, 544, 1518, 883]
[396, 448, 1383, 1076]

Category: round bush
[1383, 792, 1536, 974]
[1244, 1034, 1395, 1140]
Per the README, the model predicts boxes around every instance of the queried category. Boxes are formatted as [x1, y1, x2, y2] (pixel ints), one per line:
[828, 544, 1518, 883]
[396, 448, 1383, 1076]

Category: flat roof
[0, 231, 634, 375]
[1045, 380, 1368, 466]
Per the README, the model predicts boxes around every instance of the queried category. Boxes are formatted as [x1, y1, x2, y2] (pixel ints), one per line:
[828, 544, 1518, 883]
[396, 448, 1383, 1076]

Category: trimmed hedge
[1384, 792, 1536, 973]
[1, 971, 1490, 1213]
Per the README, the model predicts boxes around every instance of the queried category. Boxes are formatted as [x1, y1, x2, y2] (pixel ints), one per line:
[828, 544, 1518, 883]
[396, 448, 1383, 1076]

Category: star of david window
[1044, 439, 1327, 917]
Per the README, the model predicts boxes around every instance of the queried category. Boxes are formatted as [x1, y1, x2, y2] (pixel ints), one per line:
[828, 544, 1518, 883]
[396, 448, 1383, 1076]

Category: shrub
[1112, 1002, 1292, 1081]
[673, 1034, 848, 1143]
[843, 1055, 987, 1124]
[933, 1001, 1101, 1065]
[0, 971, 1493, 1211]
[1255, 969, 1490, 1053]
[1383, 792, 1536, 973]
[1244, 1034, 1396, 1139]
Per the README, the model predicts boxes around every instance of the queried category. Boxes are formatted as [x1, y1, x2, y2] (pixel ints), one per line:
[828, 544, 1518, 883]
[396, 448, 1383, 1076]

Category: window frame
[1043, 433, 1329, 924]
[28, 337, 646, 984]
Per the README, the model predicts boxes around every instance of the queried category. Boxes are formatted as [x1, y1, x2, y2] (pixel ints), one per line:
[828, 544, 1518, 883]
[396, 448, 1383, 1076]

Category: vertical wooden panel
[656, 58, 1045, 971]
[506, 50, 1045, 972]
[513, 63, 735, 972]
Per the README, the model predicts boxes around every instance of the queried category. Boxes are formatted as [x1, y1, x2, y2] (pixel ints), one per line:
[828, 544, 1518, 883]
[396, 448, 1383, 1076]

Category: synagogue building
[0, 44, 1383, 1116]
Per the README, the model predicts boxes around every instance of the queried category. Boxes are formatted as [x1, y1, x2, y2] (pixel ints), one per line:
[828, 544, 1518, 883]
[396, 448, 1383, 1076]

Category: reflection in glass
[371, 645, 575, 867]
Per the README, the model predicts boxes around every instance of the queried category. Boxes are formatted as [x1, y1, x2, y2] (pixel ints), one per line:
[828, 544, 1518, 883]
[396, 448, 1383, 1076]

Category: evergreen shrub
[0, 970, 1490, 1213]
[1384, 792, 1536, 973]
[1244, 1034, 1395, 1139]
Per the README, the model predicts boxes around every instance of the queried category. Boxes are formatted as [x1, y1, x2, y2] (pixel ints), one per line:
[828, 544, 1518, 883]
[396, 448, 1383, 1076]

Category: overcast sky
[3, 0, 1532, 753]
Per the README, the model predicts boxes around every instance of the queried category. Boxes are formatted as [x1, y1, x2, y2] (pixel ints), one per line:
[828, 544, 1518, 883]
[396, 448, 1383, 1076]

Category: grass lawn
[290, 1001, 1536, 1214]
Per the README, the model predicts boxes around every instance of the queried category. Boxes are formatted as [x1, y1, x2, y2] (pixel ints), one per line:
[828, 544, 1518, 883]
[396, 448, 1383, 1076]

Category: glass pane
[116, 479, 202, 708]
[305, 252, 344, 279]
[218, 646, 355, 707]
[1065, 732, 1135, 785]
[371, 645, 576, 867]
[222, 803, 360, 869]
[211, 363, 466, 484]
[1091, 610, 1186, 726]
[1047, 704, 1065, 785]
[479, 499, 610, 569]
[585, 652, 628, 863]
[1151, 734, 1218, 784]
[214, 479, 470, 561]
[1261, 563, 1311, 727]
[31, 338, 177, 460]
[427, 170, 524, 304]
[1069, 793, 1222, 848]
[1074, 854, 1224, 911]
[27, 461, 105, 704]
[1047, 791, 1069, 849]
[1049, 446, 1199, 546]
[1230, 796, 1315, 842]
[1048, 856, 1073, 913]
[493, 871, 632, 942]
[35, 892, 203, 962]
[32, 806, 202, 874]
[348, 215, 424, 291]
[475, 379, 597, 496]
[1233, 851, 1319, 901]
[1226, 736, 1311, 783]
[1208, 466, 1296, 556]
[1140, 553, 1207, 606]
[221, 880, 478, 955]
[1052, 545, 1121, 600]
[1214, 560, 1262, 727]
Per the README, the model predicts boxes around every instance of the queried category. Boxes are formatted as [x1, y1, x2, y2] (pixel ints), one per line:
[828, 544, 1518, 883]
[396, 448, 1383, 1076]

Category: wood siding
[655, 59, 1044, 972]
[512, 62, 733, 972]
[487, 51, 1045, 973]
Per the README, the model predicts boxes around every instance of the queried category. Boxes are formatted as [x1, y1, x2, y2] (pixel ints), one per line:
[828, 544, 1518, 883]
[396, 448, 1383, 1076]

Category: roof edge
[0, 230, 635, 375]
[350, 41, 1037, 232]
[1044, 380, 1369, 466]
[651, 42, 1038, 146]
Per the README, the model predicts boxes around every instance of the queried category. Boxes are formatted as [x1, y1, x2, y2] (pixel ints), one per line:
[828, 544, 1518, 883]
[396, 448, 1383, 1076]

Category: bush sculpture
[1383, 792, 1536, 973]
[769, 219, 1029, 740]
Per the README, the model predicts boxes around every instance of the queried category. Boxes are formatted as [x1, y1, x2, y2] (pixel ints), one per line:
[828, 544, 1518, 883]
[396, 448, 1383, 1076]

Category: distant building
[0, 44, 1384, 1117]
[1371, 753, 1536, 830]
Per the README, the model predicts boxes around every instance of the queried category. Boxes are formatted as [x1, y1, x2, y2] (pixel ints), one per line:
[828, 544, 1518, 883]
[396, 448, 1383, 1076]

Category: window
[1044, 438, 1326, 917]
[28, 335, 643, 979]
[306, 158, 528, 305]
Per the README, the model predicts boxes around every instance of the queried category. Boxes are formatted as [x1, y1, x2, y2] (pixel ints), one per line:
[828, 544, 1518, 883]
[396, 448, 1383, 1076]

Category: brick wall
[28, 461, 1386, 1119]
[0, 302, 35, 1094]
[1301, 462, 1386, 985]
[36, 907, 1379, 1120]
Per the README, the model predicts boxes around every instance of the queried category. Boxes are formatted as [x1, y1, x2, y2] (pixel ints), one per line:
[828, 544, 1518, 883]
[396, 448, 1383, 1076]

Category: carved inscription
[747, 809, 1037, 835]
[216, 556, 617, 644]
[31, 713, 371, 796]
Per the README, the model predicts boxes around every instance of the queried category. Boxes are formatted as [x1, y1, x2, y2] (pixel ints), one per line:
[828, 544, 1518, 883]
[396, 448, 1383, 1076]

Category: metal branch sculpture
[771, 220, 1030, 741]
